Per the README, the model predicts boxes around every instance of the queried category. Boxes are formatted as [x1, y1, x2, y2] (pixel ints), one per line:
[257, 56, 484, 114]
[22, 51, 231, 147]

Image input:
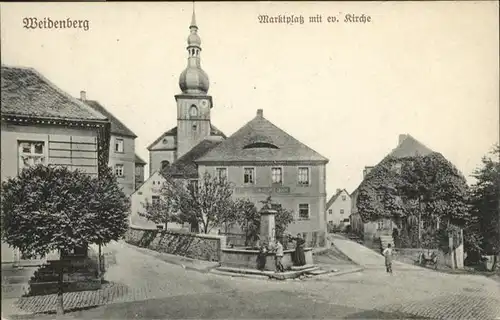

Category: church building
[130, 10, 329, 244]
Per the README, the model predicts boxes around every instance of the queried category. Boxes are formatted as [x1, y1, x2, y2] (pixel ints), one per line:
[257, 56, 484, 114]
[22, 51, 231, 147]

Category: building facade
[80, 91, 141, 196]
[135, 154, 146, 190]
[196, 109, 329, 236]
[1, 65, 110, 264]
[326, 189, 352, 227]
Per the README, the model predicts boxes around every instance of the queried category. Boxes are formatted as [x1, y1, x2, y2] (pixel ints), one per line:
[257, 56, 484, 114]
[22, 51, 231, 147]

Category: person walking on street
[383, 244, 393, 274]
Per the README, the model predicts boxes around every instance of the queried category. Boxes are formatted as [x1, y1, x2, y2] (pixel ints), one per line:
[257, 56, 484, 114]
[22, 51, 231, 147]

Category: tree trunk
[56, 257, 64, 316]
[492, 254, 498, 271]
[97, 242, 102, 279]
[418, 196, 423, 248]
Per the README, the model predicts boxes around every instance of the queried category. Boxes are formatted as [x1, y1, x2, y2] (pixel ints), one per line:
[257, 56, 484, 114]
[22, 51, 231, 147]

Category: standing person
[256, 244, 268, 271]
[383, 244, 393, 274]
[290, 233, 306, 266]
[272, 239, 285, 272]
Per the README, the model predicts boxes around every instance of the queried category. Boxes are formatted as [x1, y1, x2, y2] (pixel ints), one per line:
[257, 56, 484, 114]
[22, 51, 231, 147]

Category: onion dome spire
[179, 4, 209, 95]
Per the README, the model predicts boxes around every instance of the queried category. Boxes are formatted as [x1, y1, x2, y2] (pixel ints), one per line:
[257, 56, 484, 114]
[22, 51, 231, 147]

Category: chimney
[398, 134, 407, 145]
[256, 109, 263, 118]
[363, 166, 374, 179]
[336, 188, 341, 194]
[80, 90, 87, 101]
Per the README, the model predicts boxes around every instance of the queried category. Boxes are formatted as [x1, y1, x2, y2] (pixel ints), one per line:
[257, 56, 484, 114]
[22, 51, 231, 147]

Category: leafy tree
[139, 188, 180, 230]
[1, 165, 129, 315]
[356, 157, 405, 223]
[470, 145, 500, 269]
[356, 153, 469, 248]
[157, 172, 235, 234]
[233, 196, 294, 246]
[232, 198, 259, 246]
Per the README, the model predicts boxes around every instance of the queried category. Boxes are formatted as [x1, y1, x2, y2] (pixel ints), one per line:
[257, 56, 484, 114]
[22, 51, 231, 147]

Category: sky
[1, 1, 499, 197]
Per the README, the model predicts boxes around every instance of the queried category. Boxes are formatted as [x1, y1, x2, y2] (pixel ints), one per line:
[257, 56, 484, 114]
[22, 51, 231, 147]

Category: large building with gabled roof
[1, 65, 111, 264]
[196, 109, 329, 238]
[350, 134, 439, 243]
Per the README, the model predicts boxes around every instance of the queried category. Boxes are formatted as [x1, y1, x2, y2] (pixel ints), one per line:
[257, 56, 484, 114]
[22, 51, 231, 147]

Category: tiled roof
[147, 124, 226, 150]
[196, 110, 329, 163]
[163, 139, 222, 179]
[387, 134, 434, 158]
[81, 100, 137, 138]
[135, 153, 147, 165]
[1, 66, 107, 122]
[351, 134, 437, 194]
[326, 189, 349, 209]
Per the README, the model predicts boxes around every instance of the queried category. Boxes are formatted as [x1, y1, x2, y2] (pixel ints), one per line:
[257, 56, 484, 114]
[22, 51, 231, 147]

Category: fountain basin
[220, 247, 313, 271]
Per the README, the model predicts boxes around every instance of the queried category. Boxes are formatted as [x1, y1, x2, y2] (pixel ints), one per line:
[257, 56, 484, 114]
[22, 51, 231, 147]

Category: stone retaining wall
[394, 248, 447, 267]
[124, 227, 226, 262]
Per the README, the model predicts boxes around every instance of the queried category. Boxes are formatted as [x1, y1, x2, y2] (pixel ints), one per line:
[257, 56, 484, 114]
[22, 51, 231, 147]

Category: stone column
[260, 207, 277, 245]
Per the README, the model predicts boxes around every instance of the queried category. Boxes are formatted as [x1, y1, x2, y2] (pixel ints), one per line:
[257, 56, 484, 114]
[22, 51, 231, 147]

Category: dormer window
[243, 135, 279, 150]
[189, 105, 198, 117]
[161, 160, 170, 170]
[243, 142, 279, 149]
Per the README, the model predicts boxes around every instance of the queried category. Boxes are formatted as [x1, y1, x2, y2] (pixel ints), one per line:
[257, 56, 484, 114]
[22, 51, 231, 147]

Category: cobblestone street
[4, 240, 500, 319]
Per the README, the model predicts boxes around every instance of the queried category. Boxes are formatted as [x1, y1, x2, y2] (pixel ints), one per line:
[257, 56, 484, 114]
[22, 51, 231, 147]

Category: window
[216, 167, 227, 180]
[151, 196, 160, 206]
[18, 141, 46, 173]
[114, 164, 124, 177]
[342, 195, 346, 201]
[161, 160, 170, 170]
[298, 204, 310, 220]
[340, 209, 345, 215]
[243, 168, 255, 184]
[189, 179, 198, 192]
[271, 167, 282, 184]
[391, 163, 402, 174]
[189, 105, 198, 117]
[377, 221, 384, 230]
[328, 209, 333, 215]
[298, 167, 310, 185]
[115, 138, 124, 153]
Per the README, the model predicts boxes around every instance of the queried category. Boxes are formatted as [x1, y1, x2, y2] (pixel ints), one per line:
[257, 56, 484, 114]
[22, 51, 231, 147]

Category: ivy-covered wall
[124, 227, 226, 262]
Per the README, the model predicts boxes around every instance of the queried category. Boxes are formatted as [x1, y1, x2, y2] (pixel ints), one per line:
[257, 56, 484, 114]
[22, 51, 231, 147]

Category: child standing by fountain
[271, 240, 285, 272]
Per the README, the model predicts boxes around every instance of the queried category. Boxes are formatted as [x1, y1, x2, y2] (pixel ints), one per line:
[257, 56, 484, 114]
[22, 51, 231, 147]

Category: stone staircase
[213, 264, 325, 280]
[380, 235, 395, 250]
[27, 258, 102, 296]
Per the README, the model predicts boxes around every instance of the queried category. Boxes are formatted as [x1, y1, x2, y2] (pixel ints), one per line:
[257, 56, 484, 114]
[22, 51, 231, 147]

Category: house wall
[129, 171, 183, 230]
[135, 164, 145, 190]
[363, 218, 396, 241]
[199, 163, 327, 236]
[1, 121, 100, 264]
[1, 121, 99, 181]
[326, 191, 352, 226]
[109, 135, 135, 196]
[149, 149, 176, 177]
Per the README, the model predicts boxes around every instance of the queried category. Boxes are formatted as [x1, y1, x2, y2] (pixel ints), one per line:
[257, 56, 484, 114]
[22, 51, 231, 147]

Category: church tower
[175, 9, 213, 159]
